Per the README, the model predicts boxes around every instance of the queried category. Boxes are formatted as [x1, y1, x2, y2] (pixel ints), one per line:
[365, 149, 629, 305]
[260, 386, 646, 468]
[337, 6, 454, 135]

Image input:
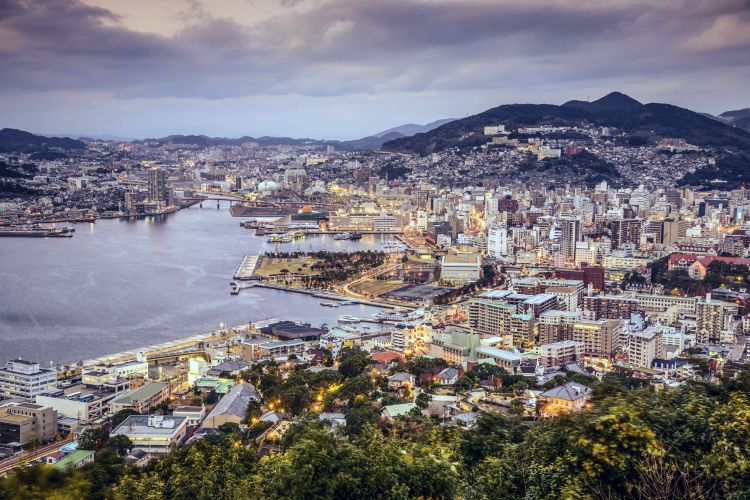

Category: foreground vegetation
[4, 359, 750, 499]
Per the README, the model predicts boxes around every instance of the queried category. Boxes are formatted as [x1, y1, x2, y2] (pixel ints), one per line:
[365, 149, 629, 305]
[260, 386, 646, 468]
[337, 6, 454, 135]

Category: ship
[337, 315, 361, 323]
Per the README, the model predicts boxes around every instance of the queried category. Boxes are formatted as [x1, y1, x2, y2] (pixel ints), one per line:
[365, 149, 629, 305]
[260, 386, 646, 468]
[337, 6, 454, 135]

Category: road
[0, 437, 74, 476]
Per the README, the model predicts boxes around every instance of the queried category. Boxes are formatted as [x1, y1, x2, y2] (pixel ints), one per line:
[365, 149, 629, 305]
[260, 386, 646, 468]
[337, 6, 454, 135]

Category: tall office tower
[611, 218, 642, 249]
[560, 217, 581, 262]
[662, 218, 688, 245]
[665, 189, 682, 209]
[148, 167, 167, 202]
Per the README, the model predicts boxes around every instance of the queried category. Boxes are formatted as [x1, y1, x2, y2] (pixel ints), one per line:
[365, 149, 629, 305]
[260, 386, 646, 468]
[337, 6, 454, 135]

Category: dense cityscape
[2, 0, 750, 498]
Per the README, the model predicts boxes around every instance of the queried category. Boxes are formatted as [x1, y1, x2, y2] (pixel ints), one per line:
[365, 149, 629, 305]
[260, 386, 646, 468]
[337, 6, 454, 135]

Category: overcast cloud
[0, 0, 748, 138]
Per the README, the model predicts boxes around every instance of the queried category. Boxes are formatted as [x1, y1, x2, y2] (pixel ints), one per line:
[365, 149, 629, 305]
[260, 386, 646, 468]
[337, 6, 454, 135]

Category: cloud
[0, 0, 748, 137]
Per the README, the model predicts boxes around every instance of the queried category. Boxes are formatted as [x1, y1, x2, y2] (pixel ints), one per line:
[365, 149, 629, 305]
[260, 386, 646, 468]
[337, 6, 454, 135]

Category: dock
[234, 254, 262, 280]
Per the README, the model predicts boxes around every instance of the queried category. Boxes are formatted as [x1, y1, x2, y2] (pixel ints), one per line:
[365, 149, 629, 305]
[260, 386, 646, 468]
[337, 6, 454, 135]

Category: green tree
[78, 427, 110, 451]
[106, 435, 134, 456]
[338, 347, 372, 378]
[110, 409, 139, 428]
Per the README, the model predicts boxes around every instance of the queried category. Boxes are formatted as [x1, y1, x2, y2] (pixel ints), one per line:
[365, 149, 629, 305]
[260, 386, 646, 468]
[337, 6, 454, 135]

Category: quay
[251, 282, 414, 310]
[234, 254, 262, 280]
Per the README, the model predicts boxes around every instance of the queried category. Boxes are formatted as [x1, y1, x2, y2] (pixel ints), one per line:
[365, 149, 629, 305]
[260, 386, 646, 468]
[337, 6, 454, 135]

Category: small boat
[320, 301, 340, 307]
[267, 234, 283, 243]
[338, 300, 357, 306]
[333, 232, 351, 240]
[350, 232, 363, 240]
[337, 315, 360, 323]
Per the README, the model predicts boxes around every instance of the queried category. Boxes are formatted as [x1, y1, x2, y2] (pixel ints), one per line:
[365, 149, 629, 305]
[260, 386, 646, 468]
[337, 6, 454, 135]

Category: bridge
[182, 195, 350, 210]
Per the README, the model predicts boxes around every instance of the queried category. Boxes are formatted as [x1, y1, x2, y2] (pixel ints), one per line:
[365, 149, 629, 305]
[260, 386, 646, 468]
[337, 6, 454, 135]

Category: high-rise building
[696, 294, 738, 344]
[611, 218, 642, 249]
[148, 167, 167, 202]
[560, 217, 581, 262]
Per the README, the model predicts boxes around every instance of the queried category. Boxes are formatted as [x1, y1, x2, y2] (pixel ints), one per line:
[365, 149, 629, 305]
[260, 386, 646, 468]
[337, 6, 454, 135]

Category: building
[108, 382, 170, 414]
[0, 359, 57, 401]
[110, 415, 188, 454]
[0, 402, 57, 446]
[611, 218, 642, 249]
[560, 217, 581, 262]
[173, 406, 206, 427]
[537, 340, 583, 367]
[487, 226, 509, 258]
[82, 358, 148, 391]
[36, 391, 108, 424]
[469, 299, 516, 338]
[475, 346, 523, 373]
[696, 294, 739, 344]
[440, 253, 482, 284]
[429, 330, 481, 365]
[202, 383, 260, 429]
[570, 319, 621, 362]
[538, 382, 591, 415]
[240, 338, 305, 362]
[583, 295, 640, 320]
[627, 328, 663, 369]
[538, 310, 581, 345]
[53, 450, 95, 471]
[148, 167, 167, 203]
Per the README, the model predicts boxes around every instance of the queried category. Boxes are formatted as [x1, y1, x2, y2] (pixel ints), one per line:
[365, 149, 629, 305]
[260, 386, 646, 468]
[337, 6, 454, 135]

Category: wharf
[234, 254, 262, 280]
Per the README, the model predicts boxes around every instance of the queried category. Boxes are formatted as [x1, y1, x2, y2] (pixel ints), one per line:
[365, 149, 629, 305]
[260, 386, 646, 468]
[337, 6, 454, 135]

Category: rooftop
[111, 415, 187, 437]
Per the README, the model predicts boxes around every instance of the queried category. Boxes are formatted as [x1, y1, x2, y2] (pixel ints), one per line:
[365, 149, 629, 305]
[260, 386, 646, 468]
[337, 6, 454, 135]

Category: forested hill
[0, 128, 86, 153]
[381, 92, 750, 154]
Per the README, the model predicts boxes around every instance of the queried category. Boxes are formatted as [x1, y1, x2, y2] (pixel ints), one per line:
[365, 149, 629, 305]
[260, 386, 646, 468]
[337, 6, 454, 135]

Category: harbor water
[0, 202, 394, 364]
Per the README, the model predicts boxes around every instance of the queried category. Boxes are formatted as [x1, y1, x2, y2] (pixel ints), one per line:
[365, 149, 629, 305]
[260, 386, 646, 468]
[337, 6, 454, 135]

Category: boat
[350, 232, 363, 240]
[281, 233, 293, 243]
[337, 315, 361, 323]
[371, 311, 408, 322]
[333, 232, 351, 240]
[338, 300, 358, 306]
[267, 234, 284, 243]
[320, 301, 340, 307]
[230, 284, 240, 295]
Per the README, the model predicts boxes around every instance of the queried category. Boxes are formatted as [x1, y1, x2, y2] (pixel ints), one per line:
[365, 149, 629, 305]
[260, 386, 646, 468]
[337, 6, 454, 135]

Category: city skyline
[1, 0, 749, 139]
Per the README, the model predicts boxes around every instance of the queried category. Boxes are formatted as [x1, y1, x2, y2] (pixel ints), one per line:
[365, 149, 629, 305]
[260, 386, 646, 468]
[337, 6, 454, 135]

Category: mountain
[140, 130, 409, 152]
[562, 91, 643, 112]
[382, 92, 750, 154]
[374, 118, 455, 138]
[0, 128, 86, 153]
[717, 108, 750, 132]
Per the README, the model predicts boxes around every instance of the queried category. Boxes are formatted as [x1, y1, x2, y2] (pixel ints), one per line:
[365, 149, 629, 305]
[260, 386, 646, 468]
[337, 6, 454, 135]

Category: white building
[628, 328, 663, 369]
[487, 226, 509, 258]
[0, 360, 57, 401]
[440, 253, 482, 284]
[110, 415, 188, 454]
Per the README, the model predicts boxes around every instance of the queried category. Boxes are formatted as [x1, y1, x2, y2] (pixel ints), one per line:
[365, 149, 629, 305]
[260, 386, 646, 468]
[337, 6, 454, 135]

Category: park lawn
[255, 256, 323, 277]
[350, 277, 406, 297]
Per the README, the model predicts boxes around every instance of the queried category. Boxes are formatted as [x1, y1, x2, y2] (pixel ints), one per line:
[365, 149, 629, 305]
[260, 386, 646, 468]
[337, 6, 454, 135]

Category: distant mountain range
[373, 119, 456, 138]
[716, 109, 750, 132]
[381, 92, 750, 154]
[0, 128, 86, 153]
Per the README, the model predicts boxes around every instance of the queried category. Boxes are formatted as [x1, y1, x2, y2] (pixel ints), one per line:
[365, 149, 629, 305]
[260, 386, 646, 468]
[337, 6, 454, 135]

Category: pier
[234, 254, 262, 280]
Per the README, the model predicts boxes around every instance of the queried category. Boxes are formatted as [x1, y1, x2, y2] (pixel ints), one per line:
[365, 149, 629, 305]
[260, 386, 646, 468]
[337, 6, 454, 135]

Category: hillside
[0, 128, 86, 153]
[374, 118, 455, 138]
[140, 131, 405, 152]
[718, 108, 750, 132]
[382, 92, 750, 154]
[513, 150, 621, 187]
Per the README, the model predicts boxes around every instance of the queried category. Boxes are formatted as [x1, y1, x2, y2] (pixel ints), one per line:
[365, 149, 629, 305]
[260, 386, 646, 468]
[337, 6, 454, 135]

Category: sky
[0, 0, 749, 139]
